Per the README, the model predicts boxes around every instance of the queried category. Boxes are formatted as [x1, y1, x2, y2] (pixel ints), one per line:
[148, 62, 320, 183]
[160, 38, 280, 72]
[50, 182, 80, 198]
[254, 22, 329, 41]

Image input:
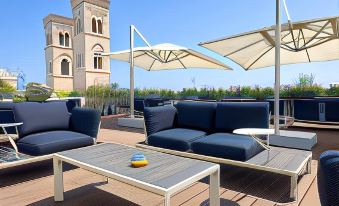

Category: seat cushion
[215, 102, 269, 133]
[17, 131, 94, 156]
[144, 106, 177, 136]
[175, 101, 216, 132]
[13, 102, 70, 137]
[147, 128, 207, 151]
[191, 133, 264, 161]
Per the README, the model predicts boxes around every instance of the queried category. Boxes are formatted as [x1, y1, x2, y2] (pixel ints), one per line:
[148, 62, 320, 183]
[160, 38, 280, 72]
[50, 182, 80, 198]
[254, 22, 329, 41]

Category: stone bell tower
[43, 14, 74, 91]
[71, 0, 111, 91]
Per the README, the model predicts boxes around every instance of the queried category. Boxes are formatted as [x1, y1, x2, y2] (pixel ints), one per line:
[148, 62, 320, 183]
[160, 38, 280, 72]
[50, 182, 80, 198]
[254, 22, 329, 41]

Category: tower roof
[43, 14, 74, 27]
[71, 0, 110, 10]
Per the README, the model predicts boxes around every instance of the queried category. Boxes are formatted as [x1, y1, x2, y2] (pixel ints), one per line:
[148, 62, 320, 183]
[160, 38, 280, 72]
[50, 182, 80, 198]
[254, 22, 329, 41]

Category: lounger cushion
[175, 101, 216, 132]
[17, 131, 93, 156]
[191, 133, 263, 161]
[13, 102, 70, 137]
[144, 106, 177, 136]
[147, 128, 206, 151]
[215, 102, 269, 132]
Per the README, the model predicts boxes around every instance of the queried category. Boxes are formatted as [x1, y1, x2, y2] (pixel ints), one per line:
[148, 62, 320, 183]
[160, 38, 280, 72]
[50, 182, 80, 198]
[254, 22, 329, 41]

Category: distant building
[43, 0, 111, 91]
[0, 68, 18, 89]
[330, 82, 339, 88]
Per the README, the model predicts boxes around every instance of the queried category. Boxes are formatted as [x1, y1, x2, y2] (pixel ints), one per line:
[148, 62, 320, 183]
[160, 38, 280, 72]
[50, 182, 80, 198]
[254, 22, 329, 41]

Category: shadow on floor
[28, 182, 139, 206]
[200, 198, 240, 206]
[0, 160, 77, 188]
[199, 164, 295, 204]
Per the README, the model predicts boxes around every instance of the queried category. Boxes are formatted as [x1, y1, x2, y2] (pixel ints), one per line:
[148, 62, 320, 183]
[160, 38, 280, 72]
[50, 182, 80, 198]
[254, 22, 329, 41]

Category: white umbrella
[105, 43, 232, 71]
[200, 13, 339, 134]
[102, 41, 232, 117]
[199, 16, 339, 70]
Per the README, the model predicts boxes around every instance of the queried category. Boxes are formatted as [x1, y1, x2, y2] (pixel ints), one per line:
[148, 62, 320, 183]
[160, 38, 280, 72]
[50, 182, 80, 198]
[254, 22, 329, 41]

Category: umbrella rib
[148, 59, 157, 71]
[145, 51, 164, 62]
[165, 51, 173, 62]
[172, 52, 188, 69]
[166, 53, 190, 63]
[134, 52, 147, 59]
[302, 20, 331, 48]
[304, 26, 333, 36]
[224, 39, 264, 57]
[300, 29, 311, 62]
[246, 46, 274, 70]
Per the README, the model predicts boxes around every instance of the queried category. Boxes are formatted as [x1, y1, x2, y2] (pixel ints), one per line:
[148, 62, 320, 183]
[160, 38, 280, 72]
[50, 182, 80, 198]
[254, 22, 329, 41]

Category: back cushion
[13, 102, 70, 137]
[175, 101, 216, 132]
[215, 102, 269, 132]
[144, 105, 177, 136]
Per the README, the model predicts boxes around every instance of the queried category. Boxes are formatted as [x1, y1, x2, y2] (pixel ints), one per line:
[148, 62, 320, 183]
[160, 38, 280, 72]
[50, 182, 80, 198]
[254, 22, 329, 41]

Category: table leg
[54, 157, 64, 202]
[164, 194, 170, 206]
[209, 168, 220, 206]
[2, 126, 19, 154]
[290, 174, 298, 200]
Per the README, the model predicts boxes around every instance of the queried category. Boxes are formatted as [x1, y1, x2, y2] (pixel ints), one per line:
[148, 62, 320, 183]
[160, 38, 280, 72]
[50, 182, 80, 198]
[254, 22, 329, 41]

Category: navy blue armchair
[318, 150, 339, 206]
[12, 101, 100, 156]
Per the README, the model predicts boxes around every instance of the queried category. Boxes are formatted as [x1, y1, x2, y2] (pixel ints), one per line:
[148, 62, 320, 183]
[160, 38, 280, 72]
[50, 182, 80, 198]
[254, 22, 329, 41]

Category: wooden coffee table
[53, 143, 220, 206]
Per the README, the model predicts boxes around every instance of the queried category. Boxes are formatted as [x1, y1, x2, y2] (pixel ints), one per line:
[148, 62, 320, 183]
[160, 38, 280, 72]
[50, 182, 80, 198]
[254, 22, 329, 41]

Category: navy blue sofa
[144, 101, 269, 161]
[10, 101, 101, 156]
[318, 150, 339, 206]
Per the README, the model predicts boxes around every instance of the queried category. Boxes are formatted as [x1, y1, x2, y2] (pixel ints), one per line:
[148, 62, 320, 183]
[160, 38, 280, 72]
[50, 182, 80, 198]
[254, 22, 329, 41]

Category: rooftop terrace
[1, 116, 337, 206]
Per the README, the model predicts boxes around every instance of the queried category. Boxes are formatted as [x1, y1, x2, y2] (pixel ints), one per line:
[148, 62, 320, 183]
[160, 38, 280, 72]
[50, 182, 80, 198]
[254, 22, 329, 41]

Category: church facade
[43, 0, 111, 91]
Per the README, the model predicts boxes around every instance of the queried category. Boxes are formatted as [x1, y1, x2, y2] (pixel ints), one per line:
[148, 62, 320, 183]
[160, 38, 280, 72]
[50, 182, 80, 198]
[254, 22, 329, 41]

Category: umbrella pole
[274, 0, 281, 135]
[130, 25, 135, 118]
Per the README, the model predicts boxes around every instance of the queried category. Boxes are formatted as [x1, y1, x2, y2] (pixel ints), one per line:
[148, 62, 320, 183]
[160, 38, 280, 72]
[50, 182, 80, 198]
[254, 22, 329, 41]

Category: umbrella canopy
[200, 16, 339, 70]
[103, 43, 232, 71]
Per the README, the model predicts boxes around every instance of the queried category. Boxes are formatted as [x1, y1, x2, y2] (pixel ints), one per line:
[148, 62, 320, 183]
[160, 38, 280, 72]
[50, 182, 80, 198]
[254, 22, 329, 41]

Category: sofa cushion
[191, 133, 263, 161]
[147, 128, 206, 151]
[17, 130, 94, 156]
[144, 106, 177, 136]
[175, 101, 216, 132]
[215, 102, 269, 132]
[13, 102, 70, 137]
[70, 107, 101, 138]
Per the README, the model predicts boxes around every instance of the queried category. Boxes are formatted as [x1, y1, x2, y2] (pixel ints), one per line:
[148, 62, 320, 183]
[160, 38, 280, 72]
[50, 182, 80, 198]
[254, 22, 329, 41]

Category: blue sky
[0, 0, 338, 90]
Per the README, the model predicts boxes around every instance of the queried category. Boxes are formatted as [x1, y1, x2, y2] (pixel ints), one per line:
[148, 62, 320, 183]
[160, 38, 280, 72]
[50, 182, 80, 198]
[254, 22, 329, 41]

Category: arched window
[61, 59, 69, 75]
[92, 17, 97, 33]
[97, 19, 102, 34]
[59, 32, 64, 46]
[76, 18, 81, 35]
[65, 33, 70, 47]
[93, 44, 104, 69]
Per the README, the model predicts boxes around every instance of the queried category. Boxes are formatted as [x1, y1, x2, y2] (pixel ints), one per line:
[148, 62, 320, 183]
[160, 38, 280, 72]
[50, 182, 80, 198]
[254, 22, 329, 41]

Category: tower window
[97, 19, 102, 34]
[92, 17, 97, 33]
[59, 32, 64, 46]
[65, 33, 70, 47]
[61, 59, 70, 75]
[76, 18, 81, 35]
[94, 56, 103, 69]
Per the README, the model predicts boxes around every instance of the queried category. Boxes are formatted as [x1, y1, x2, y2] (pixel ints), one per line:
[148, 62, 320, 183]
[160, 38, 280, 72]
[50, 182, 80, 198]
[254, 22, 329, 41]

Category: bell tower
[43, 14, 74, 91]
[71, 0, 111, 90]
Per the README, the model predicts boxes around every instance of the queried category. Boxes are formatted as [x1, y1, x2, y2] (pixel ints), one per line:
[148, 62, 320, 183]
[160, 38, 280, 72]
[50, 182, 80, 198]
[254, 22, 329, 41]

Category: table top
[0, 122, 23, 127]
[233, 128, 275, 135]
[56, 143, 218, 190]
